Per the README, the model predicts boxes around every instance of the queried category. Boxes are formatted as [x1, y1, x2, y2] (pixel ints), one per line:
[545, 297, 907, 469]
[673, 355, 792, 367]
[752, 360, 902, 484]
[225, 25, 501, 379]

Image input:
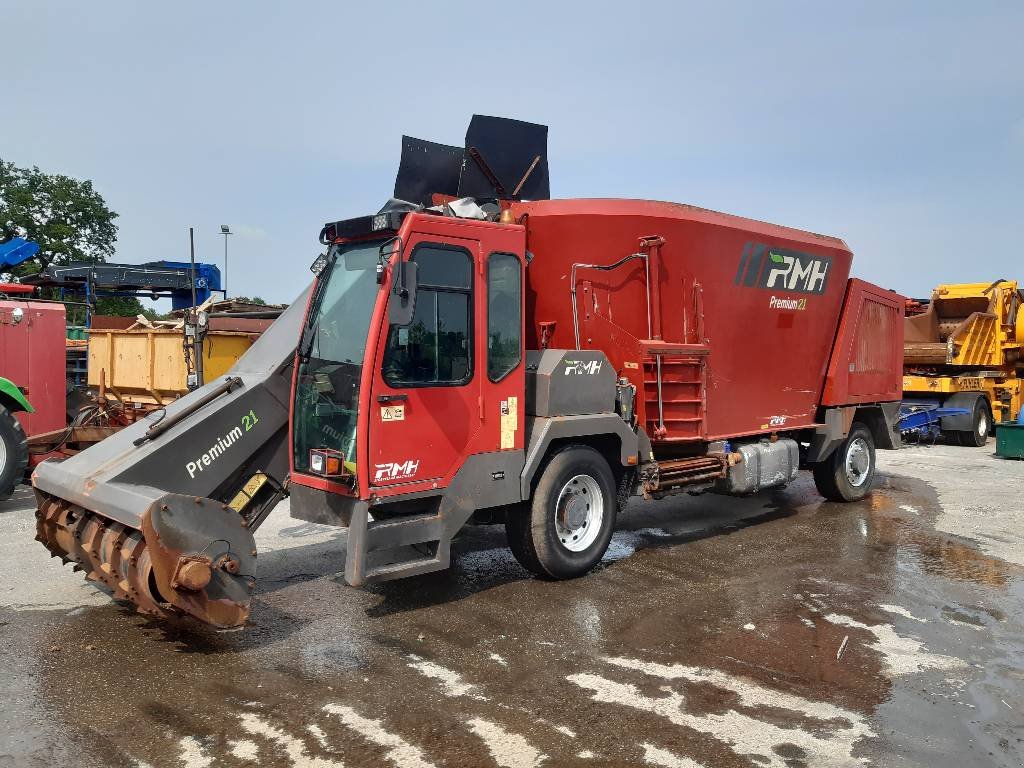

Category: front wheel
[506, 445, 617, 579]
[812, 422, 876, 502]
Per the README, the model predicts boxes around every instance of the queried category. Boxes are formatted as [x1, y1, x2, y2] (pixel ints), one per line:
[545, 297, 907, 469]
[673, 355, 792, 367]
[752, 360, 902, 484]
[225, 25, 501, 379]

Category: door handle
[377, 394, 408, 403]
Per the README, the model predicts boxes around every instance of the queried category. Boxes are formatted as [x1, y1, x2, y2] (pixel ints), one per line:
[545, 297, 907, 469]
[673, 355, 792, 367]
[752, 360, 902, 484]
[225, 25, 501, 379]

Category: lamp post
[220, 224, 232, 299]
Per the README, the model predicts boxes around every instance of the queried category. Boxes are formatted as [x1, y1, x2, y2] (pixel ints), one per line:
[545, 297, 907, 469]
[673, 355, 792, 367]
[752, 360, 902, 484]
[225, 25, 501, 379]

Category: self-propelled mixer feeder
[33, 116, 906, 627]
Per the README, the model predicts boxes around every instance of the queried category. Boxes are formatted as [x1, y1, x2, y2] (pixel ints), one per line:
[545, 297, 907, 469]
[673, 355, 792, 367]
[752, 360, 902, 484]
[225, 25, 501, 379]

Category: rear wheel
[812, 422, 876, 502]
[957, 398, 992, 447]
[506, 445, 617, 579]
[0, 405, 28, 499]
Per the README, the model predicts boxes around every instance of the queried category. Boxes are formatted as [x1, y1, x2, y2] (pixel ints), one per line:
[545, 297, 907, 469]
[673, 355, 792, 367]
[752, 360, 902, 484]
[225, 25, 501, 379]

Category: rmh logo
[765, 251, 828, 293]
[564, 359, 602, 375]
[374, 459, 419, 482]
[736, 243, 832, 296]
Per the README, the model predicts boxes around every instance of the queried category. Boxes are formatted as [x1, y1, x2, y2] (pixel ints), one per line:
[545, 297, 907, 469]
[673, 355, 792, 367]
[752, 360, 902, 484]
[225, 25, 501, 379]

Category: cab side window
[382, 244, 473, 386]
[487, 253, 522, 381]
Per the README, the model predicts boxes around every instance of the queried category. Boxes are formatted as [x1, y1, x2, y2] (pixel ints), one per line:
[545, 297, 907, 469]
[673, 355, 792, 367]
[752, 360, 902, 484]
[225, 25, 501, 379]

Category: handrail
[570, 252, 651, 349]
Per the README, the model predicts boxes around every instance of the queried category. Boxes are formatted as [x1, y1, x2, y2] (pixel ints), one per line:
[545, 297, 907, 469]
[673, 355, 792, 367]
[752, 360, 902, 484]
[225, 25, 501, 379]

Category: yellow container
[88, 329, 256, 405]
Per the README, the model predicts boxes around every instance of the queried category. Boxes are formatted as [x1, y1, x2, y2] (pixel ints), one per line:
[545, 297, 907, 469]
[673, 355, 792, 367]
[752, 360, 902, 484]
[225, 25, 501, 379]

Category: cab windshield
[293, 240, 382, 476]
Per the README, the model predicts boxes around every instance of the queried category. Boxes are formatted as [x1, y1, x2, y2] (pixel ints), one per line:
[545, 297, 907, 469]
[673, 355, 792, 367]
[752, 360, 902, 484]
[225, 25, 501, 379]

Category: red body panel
[512, 199, 869, 443]
[821, 279, 905, 406]
[0, 300, 67, 436]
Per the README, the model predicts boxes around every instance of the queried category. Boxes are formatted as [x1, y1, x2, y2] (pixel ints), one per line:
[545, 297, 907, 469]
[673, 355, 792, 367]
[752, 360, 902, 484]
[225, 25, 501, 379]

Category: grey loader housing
[522, 349, 638, 496]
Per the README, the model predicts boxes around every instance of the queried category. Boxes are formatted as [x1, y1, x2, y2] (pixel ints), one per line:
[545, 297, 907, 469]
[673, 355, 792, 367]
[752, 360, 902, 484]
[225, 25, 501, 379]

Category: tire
[812, 422, 876, 502]
[0, 405, 28, 500]
[957, 398, 992, 448]
[506, 445, 617, 579]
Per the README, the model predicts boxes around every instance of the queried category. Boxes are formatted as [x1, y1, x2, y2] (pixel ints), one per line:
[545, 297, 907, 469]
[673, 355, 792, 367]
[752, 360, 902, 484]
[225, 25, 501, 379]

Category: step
[345, 488, 480, 586]
[365, 548, 447, 583]
[364, 512, 443, 552]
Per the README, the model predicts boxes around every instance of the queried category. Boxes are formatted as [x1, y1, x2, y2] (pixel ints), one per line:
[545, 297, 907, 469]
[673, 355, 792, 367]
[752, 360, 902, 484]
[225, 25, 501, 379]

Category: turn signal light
[309, 448, 346, 477]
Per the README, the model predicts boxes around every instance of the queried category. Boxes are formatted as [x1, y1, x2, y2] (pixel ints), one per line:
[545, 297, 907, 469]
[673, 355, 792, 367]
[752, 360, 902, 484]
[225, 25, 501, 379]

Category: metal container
[88, 328, 257, 405]
[995, 422, 1024, 459]
[513, 199, 905, 444]
[715, 438, 800, 495]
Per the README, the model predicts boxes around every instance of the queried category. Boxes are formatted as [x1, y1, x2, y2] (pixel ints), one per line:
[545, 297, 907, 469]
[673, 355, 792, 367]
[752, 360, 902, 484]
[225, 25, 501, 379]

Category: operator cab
[291, 113, 546, 518]
[290, 206, 527, 509]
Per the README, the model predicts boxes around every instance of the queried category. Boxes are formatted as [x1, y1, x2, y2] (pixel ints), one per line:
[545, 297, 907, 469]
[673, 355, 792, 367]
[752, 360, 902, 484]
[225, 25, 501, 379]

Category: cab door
[367, 218, 525, 496]
[368, 225, 481, 490]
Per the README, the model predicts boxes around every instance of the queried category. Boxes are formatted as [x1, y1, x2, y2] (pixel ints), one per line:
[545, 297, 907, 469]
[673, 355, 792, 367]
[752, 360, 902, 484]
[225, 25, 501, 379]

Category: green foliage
[230, 296, 268, 305]
[0, 160, 118, 270]
[95, 295, 148, 318]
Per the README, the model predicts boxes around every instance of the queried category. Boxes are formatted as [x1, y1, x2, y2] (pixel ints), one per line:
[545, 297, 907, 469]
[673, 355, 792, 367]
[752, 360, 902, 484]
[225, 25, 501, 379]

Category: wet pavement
[1, 443, 1023, 768]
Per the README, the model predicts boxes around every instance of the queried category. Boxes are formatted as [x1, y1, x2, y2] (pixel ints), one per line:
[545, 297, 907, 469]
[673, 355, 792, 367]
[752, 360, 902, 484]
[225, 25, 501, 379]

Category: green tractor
[0, 376, 31, 499]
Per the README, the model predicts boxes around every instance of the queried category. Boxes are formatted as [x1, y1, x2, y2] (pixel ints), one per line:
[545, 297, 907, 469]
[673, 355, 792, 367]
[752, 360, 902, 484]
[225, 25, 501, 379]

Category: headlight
[309, 448, 345, 477]
[309, 451, 325, 474]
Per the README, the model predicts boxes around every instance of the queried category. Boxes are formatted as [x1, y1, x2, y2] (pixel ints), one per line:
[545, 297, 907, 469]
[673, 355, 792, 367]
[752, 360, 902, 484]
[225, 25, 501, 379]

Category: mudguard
[0, 376, 33, 413]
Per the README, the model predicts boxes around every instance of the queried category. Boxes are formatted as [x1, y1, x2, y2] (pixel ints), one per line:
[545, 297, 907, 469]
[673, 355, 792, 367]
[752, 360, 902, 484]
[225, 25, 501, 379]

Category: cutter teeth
[33, 492, 171, 622]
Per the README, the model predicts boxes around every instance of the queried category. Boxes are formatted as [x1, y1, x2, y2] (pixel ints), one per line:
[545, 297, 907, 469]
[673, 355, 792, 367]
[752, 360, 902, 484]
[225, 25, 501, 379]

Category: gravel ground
[1, 441, 1022, 767]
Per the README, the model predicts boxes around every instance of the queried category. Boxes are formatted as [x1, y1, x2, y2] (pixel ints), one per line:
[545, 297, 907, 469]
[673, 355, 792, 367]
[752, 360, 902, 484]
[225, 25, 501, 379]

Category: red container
[513, 199, 904, 443]
[0, 300, 67, 437]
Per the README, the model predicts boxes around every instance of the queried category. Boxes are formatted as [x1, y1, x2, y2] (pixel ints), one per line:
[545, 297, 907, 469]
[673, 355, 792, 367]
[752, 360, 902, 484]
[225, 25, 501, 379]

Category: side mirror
[388, 260, 418, 326]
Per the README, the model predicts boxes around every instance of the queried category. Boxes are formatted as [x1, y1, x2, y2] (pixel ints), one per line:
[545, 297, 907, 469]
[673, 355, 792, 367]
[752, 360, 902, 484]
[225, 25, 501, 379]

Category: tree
[230, 296, 268, 305]
[0, 160, 118, 270]
[1, 160, 135, 316]
[94, 295, 163, 319]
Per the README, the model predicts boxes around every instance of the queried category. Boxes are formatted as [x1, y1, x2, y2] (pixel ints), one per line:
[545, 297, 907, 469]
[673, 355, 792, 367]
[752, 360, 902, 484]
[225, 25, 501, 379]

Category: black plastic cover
[393, 136, 463, 207]
[459, 115, 550, 201]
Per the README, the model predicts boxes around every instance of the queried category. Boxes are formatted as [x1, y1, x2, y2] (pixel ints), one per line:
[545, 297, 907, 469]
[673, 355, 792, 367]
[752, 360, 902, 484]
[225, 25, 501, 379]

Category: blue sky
[4, 1, 1022, 306]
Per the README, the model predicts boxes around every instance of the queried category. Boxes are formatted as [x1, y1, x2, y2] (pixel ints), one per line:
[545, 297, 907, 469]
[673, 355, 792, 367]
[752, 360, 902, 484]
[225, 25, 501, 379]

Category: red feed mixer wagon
[33, 116, 906, 628]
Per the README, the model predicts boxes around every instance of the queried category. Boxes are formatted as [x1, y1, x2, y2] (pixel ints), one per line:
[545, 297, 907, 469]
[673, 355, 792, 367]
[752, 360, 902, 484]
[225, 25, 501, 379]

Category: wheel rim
[554, 474, 603, 552]
[0, 435, 7, 476]
[844, 437, 870, 488]
[977, 410, 988, 439]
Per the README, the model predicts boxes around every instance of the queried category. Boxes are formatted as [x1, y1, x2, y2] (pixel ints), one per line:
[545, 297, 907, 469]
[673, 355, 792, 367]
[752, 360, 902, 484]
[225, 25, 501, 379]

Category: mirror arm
[377, 235, 404, 285]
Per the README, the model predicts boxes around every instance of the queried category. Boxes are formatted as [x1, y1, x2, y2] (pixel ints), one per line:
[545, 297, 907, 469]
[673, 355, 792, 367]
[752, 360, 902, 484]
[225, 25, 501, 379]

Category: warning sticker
[500, 396, 518, 449]
[381, 405, 405, 422]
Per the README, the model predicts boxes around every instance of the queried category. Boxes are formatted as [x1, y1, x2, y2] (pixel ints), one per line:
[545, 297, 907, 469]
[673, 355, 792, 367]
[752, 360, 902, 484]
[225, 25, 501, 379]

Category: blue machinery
[897, 403, 971, 443]
[0, 237, 41, 270]
[22, 260, 222, 325]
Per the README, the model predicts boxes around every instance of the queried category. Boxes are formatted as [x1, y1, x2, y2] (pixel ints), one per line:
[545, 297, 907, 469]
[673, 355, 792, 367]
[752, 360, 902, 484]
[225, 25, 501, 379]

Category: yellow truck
[904, 280, 1024, 445]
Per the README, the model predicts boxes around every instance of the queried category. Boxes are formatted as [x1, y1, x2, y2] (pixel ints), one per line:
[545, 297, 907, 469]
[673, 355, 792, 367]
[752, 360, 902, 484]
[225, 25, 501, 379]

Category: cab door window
[487, 252, 522, 381]
[382, 244, 473, 386]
